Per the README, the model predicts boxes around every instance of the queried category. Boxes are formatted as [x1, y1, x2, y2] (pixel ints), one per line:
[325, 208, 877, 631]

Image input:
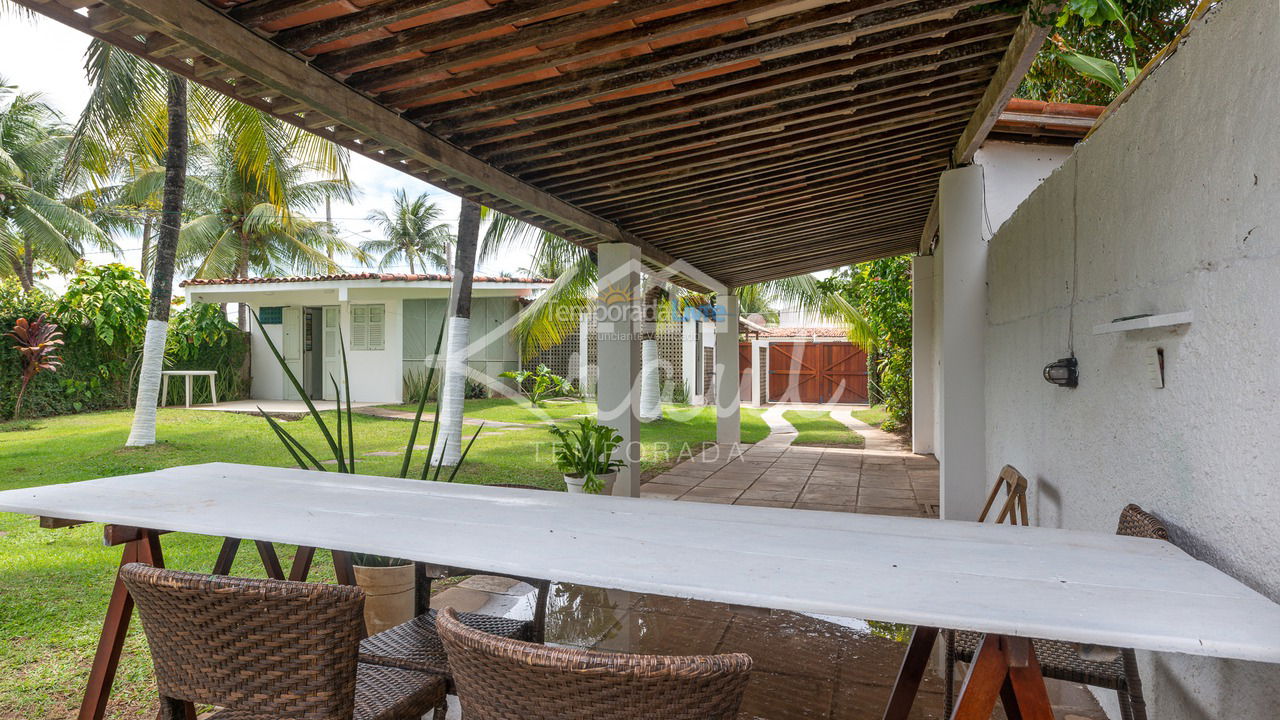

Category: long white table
[3, 462, 1278, 719]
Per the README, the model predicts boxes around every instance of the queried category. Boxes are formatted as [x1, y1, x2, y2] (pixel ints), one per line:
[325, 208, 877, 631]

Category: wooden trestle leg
[882, 628, 1055, 720]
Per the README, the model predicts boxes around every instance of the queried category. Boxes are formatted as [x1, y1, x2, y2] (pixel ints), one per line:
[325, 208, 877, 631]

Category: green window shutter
[351, 305, 369, 351]
[367, 305, 385, 351]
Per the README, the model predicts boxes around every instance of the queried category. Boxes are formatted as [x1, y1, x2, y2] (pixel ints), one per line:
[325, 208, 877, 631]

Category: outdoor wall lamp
[1043, 357, 1078, 388]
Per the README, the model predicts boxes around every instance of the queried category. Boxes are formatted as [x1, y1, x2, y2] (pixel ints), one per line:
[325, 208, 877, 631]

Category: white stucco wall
[983, 1, 1280, 716]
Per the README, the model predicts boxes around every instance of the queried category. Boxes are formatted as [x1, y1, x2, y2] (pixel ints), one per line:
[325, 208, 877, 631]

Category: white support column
[595, 243, 642, 497]
[715, 293, 741, 446]
[577, 310, 591, 396]
[911, 255, 936, 454]
[937, 165, 989, 521]
[750, 338, 766, 407]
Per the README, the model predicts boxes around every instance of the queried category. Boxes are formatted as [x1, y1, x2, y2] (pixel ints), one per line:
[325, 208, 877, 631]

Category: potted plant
[349, 554, 415, 634]
[548, 417, 624, 494]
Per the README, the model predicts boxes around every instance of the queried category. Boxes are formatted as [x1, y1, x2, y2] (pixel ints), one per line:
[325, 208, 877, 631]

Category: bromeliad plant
[499, 364, 574, 406]
[547, 417, 624, 493]
[251, 310, 484, 482]
[5, 314, 64, 420]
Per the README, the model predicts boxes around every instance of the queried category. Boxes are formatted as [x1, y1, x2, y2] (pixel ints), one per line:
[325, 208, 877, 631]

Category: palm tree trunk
[236, 228, 251, 330]
[639, 283, 665, 422]
[20, 238, 33, 292]
[126, 74, 187, 447]
[432, 198, 479, 467]
[140, 216, 153, 278]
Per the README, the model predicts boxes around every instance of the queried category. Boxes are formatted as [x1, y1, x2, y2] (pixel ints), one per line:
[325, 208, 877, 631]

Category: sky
[0, 12, 532, 286]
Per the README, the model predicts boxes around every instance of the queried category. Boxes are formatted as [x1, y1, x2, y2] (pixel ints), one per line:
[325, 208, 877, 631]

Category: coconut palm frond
[512, 253, 597, 356]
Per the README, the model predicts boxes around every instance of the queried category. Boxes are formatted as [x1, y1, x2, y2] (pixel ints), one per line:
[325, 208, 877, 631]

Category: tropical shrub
[820, 257, 913, 433]
[4, 314, 63, 420]
[500, 364, 574, 406]
[0, 265, 249, 417]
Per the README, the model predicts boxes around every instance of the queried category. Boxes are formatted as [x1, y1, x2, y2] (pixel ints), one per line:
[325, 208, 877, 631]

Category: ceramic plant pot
[564, 471, 617, 495]
[353, 563, 415, 635]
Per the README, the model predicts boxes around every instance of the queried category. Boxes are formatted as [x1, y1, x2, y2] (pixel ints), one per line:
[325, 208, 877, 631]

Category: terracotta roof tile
[757, 327, 850, 338]
[180, 273, 554, 287]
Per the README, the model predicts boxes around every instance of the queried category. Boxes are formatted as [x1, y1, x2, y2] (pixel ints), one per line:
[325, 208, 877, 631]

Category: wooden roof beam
[606, 130, 960, 219]
[88, 0, 726, 293]
[421, 0, 954, 126]
[369, 0, 806, 107]
[952, 1, 1056, 164]
[316, 0, 669, 75]
[573, 115, 968, 206]
[447, 24, 1015, 149]
[526, 85, 986, 189]
[489, 63, 992, 170]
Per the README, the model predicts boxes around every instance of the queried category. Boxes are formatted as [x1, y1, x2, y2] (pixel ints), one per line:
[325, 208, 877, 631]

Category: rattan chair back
[436, 607, 753, 720]
[119, 563, 365, 719]
[1116, 503, 1170, 540]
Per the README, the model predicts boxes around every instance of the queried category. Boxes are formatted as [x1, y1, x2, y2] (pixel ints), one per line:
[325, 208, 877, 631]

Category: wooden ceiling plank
[525, 84, 985, 188]
[447, 24, 1014, 149]
[678, 209, 930, 260]
[568, 114, 969, 205]
[429, 2, 1002, 133]
[421, 0, 936, 126]
[270, 0, 467, 51]
[489, 62, 990, 170]
[639, 185, 944, 251]
[714, 232, 921, 283]
[614, 142, 957, 225]
[651, 179, 941, 247]
[550, 103, 975, 197]
[715, 225, 923, 267]
[596, 125, 962, 215]
[229, 0, 333, 28]
[319, 0, 656, 75]
[86, 0, 725, 292]
[371, 0, 804, 107]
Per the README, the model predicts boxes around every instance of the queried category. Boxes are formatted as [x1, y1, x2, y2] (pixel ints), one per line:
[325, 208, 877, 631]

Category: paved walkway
[422, 404, 1102, 720]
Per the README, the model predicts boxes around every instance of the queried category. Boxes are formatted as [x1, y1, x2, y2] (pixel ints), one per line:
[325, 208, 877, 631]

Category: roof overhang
[22, 0, 1051, 287]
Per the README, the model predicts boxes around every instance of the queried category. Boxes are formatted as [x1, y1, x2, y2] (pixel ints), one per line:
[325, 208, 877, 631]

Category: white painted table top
[1, 462, 1277, 663]
[160, 370, 217, 376]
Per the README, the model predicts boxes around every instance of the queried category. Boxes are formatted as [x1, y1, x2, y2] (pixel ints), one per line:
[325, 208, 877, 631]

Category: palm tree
[71, 40, 352, 448]
[432, 198, 480, 467]
[178, 121, 356, 328]
[480, 213, 874, 421]
[360, 189, 454, 274]
[0, 79, 114, 291]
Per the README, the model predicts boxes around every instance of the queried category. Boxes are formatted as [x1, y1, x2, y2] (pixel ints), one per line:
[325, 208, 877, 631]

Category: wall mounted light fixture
[1043, 357, 1078, 388]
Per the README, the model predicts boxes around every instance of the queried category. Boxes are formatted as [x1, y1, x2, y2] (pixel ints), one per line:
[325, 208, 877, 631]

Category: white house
[181, 273, 552, 403]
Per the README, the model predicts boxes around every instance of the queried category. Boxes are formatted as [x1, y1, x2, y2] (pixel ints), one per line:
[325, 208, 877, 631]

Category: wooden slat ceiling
[22, 0, 1040, 289]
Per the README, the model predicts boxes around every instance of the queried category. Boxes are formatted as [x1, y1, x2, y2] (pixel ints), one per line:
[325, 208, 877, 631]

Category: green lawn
[851, 404, 890, 429]
[0, 400, 768, 719]
[783, 409, 864, 448]
[382, 396, 596, 424]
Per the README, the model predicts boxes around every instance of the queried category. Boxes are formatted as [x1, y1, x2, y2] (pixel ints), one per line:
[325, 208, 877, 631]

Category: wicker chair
[118, 563, 448, 720]
[944, 504, 1169, 720]
[359, 483, 553, 696]
[435, 607, 753, 720]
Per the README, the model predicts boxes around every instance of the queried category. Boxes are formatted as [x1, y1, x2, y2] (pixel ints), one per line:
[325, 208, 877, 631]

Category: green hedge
[0, 265, 249, 419]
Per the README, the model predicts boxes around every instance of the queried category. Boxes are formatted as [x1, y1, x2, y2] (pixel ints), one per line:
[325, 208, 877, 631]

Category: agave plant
[251, 310, 483, 482]
[5, 313, 63, 420]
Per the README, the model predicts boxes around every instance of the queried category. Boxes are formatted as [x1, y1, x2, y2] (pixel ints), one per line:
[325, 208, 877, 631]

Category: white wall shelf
[1092, 311, 1193, 335]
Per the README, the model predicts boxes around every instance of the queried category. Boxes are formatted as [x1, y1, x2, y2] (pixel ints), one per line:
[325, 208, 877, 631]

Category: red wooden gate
[768, 342, 867, 403]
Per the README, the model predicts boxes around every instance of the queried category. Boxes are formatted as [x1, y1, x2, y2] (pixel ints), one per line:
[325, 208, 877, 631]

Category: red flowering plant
[5, 313, 63, 420]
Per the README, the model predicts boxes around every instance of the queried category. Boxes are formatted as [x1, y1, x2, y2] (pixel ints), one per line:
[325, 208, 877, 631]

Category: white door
[322, 305, 343, 401]
[281, 306, 303, 401]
